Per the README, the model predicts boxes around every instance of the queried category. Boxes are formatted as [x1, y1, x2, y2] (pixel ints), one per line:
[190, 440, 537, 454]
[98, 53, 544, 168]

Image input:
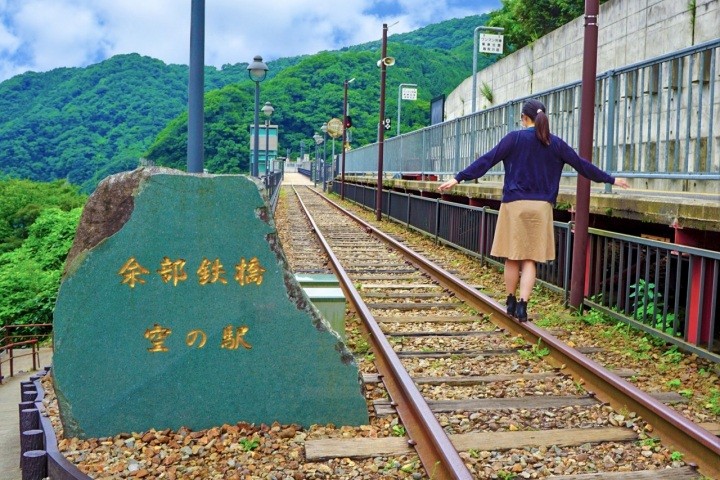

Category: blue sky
[0, 0, 501, 82]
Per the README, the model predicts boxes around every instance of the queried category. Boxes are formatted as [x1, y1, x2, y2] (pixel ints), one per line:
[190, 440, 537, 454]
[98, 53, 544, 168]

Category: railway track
[286, 185, 720, 480]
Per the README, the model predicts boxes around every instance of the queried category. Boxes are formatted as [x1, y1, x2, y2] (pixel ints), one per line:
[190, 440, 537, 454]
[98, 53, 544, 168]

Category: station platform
[342, 175, 720, 249]
[281, 172, 314, 186]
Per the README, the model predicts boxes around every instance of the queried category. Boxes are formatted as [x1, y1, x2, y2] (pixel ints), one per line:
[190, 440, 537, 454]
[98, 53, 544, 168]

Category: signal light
[344, 116, 353, 128]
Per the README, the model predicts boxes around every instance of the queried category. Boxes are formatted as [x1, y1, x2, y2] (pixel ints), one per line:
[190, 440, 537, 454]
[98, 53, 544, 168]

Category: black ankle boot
[516, 299, 528, 322]
[506, 294, 517, 317]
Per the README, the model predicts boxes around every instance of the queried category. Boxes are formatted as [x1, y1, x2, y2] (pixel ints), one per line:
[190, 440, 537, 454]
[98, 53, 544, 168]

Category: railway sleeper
[372, 392, 687, 415]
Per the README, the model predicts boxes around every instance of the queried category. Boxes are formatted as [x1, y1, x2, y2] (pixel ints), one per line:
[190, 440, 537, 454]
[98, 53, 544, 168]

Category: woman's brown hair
[522, 99, 550, 146]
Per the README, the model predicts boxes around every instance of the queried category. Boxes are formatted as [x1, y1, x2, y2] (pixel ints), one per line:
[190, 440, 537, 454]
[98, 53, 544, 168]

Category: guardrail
[0, 324, 51, 383]
[344, 38, 720, 187]
[262, 170, 283, 213]
[334, 181, 719, 364]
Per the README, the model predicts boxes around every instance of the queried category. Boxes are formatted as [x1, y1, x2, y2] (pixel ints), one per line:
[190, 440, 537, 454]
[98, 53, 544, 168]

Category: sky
[0, 0, 501, 82]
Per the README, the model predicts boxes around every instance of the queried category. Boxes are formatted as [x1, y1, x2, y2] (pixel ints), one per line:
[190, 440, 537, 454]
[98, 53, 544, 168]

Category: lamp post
[187, 0, 205, 173]
[321, 123, 328, 191]
[472, 26, 504, 113]
[313, 133, 323, 187]
[247, 55, 268, 177]
[262, 101, 274, 175]
[341, 78, 355, 200]
[397, 83, 417, 136]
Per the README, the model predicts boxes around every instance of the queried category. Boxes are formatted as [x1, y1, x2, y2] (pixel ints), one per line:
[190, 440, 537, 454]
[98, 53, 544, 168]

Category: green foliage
[390, 424, 406, 437]
[704, 388, 720, 415]
[0, 179, 86, 252]
[666, 378, 681, 388]
[0, 178, 85, 329]
[518, 339, 550, 360]
[629, 279, 679, 335]
[238, 437, 260, 452]
[488, 0, 609, 53]
[0, 206, 83, 328]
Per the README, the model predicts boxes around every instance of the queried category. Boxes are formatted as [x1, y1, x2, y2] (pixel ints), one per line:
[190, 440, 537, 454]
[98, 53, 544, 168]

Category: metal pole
[472, 26, 479, 115]
[376, 23, 388, 221]
[265, 119, 270, 175]
[187, 0, 205, 173]
[569, 0, 600, 308]
[314, 142, 319, 187]
[252, 82, 260, 177]
[341, 78, 353, 200]
[323, 130, 328, 191]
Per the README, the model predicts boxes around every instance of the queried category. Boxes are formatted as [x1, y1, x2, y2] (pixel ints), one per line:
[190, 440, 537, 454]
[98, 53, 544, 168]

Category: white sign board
[478, 33, 504, 54]
[401, 87, 418, 101]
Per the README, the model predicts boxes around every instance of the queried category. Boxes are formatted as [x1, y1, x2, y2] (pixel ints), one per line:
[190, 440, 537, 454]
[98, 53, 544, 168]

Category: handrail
[1, 323, 51, 383]
[0, 338, 39, 383]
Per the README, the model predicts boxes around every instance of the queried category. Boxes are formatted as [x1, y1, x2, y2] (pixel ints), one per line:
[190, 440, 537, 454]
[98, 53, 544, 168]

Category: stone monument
[53, 167, 367, 438]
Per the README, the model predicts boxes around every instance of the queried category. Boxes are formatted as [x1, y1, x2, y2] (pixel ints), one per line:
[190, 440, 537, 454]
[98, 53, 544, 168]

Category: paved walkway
[281, 171, 314, 186]
[0, 348, 53, 480]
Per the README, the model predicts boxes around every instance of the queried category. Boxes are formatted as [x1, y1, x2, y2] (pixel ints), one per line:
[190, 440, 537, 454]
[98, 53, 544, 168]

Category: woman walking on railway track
[438, 98, 629, 322]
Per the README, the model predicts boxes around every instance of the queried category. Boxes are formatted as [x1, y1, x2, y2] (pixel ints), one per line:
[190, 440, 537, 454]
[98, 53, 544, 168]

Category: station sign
[478, 33, 504, 54]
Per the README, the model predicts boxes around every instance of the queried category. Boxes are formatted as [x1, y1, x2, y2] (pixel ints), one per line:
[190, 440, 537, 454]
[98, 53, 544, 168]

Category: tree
[488, 0, 608, 52]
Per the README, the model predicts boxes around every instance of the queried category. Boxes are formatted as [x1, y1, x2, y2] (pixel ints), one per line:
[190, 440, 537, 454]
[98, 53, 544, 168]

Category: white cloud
[0, 0, 500, 81]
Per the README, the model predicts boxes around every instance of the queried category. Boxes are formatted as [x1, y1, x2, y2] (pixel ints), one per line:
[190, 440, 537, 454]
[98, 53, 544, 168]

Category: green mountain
[0, 14, 495, 191]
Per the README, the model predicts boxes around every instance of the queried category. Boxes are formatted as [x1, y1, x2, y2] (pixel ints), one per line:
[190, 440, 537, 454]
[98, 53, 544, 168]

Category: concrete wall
[446, 0, 720, 118]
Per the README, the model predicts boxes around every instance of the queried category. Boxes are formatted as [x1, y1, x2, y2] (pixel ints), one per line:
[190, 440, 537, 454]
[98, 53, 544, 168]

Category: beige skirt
[490, 200, 555, 262]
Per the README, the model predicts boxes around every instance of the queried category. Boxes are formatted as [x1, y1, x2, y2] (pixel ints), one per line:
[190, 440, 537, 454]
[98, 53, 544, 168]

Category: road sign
[383, 118, 391, 130]
[478, 33, 504, 54]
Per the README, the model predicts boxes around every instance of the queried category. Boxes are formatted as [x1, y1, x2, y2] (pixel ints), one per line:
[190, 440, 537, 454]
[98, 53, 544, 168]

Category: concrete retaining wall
[446, 0, 720, 118]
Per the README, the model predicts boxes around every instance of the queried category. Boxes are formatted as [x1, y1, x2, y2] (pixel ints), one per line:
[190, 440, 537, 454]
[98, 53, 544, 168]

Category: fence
[344, 39, 720, 188]
[334, 181, 719, 363]
[263, 170, 283, 213]
[0, 324, 51, 383]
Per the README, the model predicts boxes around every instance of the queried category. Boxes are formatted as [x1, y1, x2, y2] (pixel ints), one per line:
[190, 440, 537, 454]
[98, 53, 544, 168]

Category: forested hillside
[0, 14, 494, 191]
[0, 53, 297, 192]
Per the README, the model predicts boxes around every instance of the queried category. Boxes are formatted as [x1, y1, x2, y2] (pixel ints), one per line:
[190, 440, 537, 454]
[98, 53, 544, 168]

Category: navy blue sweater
[455, 128, 616, 205]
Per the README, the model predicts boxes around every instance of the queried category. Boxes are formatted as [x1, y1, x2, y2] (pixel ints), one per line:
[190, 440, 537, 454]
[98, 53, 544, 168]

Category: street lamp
[341, 77, 355, 200]
[321, 123, 328, 191]
[247, 55, 268, 177]
[262, 101, 274, 175]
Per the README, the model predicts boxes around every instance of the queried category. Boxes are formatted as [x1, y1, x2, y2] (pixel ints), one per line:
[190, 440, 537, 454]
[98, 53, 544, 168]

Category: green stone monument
[53, 167, 367, 438]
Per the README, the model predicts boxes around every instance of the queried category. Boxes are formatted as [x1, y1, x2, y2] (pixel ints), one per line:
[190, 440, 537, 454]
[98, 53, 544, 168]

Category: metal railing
[263, 170, 283, 213]
[334, 182, 719, 363]
[0, 324, 51, 383]
[344, 39, 720, 183]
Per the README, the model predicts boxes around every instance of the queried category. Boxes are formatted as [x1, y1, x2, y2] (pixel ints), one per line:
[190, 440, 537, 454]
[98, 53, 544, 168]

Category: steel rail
[307, 188, 720, 479]
[292, 187, 474, 480]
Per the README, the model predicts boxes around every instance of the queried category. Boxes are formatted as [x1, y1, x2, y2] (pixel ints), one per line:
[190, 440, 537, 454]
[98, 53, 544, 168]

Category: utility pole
[569, 0, 600, 308]
[375, 23, 389, 221]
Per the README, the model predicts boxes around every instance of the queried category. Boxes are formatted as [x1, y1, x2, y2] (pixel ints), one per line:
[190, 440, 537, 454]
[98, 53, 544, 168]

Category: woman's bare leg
[519, 260, 537, 301]
[504, 259, 521, 295]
